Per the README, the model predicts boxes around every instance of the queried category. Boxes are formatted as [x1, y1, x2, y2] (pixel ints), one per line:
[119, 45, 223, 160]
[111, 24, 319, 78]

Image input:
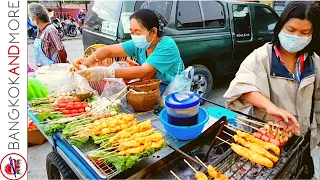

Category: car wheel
[191, 64, 213, 99]
[69, 28, 77, 37]
[46, 151, 77, 180]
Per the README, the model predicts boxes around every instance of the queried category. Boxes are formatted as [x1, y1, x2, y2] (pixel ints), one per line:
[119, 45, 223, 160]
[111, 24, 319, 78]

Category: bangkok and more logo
[1, 153, 27, 180]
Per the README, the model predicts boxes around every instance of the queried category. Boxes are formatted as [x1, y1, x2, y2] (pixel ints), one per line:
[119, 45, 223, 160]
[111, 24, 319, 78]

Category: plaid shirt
[38, 23, 64, 63]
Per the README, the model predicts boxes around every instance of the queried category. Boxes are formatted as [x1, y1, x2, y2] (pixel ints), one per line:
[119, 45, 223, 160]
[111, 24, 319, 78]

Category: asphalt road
[27, 38, 233, 179]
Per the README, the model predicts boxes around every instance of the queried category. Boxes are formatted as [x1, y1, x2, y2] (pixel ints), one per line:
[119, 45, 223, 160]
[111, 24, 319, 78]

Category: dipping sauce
[167, 113, 198, 126]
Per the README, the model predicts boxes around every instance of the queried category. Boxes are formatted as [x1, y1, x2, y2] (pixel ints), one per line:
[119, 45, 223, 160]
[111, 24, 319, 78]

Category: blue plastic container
[159, 106, 209, 140]
[207, 107, 237, 126]
[165, 91, 200, 126]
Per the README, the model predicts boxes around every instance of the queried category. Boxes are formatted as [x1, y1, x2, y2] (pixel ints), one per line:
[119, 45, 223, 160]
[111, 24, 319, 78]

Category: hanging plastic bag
[74, 70, 99, 97]
[160, 66, 194, 107]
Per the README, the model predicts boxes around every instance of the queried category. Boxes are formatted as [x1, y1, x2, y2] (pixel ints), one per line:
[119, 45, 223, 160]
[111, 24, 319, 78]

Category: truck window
[85, 0, 122, 36]
[255, 6, 278, 32]
[200, 1, 225, 28]
[232, 5, 251, 41]
[134, 1, 173, 23]
[177, 1, 203, 28]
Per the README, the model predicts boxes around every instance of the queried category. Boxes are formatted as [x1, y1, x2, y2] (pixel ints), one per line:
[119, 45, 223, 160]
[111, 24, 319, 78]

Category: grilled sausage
[231, 143, 274, 168]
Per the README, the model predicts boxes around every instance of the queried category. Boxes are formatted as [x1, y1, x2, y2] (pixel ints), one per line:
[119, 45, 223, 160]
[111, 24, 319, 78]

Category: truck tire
[46, 151, 78, 180]
[191, 64, 213, 99]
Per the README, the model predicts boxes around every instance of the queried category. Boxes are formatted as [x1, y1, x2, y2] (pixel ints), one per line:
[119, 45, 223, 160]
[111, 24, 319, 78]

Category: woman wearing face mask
[224, 2, 320, 179]
[73, 9, 184, 94]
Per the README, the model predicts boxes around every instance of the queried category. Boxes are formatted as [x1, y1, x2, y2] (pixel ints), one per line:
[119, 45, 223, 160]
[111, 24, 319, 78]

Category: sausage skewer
[225, 127, 281, 156]
[223, 131, 278, 162]
[184, 159, 208, 180]
[216, 137, 274, 168]
[195, 156, 229, 180]
[170, 170, 181, 180]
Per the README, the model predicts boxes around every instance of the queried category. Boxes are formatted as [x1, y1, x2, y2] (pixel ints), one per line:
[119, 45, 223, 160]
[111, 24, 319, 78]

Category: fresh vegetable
[43, 123, 66, 136]
[70, 137, 89, 146]
[61, 118, 91, 139]
[104, 141, 166, 172]
[37, 111, 64, 123]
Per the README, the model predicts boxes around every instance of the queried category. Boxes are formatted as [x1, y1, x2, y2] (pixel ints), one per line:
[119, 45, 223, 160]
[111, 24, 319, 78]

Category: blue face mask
[278, 30, 312, 53]
[131, 29, 155, 49]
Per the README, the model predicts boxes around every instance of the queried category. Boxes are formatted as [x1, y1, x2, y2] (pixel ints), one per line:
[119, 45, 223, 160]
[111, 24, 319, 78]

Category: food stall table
[28, 105, 220, 179]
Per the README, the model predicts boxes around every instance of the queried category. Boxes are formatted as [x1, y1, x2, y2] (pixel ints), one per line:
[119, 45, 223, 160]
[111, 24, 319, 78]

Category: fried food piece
[231, 143, 274, 168]
[207, 165, 228, 180]
[151, 139, 164, 149]
[109, 120, 152, 143]
[195, 171, 208, 180]
[237, 130, 280, 156]
[118, 132, 163, 150]
[234, 135, 278, 163]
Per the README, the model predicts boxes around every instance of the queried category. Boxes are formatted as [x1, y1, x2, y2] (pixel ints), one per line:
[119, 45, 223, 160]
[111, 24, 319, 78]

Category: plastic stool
[207, 106, 237, 126]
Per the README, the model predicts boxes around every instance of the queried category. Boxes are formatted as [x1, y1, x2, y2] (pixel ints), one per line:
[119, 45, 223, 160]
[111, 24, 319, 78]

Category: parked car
[82, 1, 279, 98]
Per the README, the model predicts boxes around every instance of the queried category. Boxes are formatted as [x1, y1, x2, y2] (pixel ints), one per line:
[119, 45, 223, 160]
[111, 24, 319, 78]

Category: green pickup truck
[82, 1, 279, 98]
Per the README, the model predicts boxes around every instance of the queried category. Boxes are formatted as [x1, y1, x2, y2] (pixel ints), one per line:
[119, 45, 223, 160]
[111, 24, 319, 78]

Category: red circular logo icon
[0, 153, 28, 180]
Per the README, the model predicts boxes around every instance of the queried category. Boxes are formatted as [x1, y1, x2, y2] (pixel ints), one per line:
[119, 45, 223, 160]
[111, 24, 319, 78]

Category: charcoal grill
[130, 116, 311, 180]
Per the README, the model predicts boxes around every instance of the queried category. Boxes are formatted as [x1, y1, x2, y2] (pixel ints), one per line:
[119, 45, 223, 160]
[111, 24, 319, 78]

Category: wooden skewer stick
[170, 170, 182, 180]
[184, 159, 197, 173]
[195, 156, 208, 169]
[69, 134, 91, 139]
[95, 146, 119, 152]
[236, 116, 265, 126]
[224, 124, 251, 134]
[216, 137, 231, 145]
[223, 131, 234, 137]
[235, 120, 259, 131]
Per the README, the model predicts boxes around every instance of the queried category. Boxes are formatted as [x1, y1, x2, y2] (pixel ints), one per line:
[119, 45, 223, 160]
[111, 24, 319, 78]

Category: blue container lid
[207, 106, 237, 126]
[165, 91, 200, 109]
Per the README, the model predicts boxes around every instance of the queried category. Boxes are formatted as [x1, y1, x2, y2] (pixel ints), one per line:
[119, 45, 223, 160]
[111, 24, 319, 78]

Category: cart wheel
[46, 151, 78, 180]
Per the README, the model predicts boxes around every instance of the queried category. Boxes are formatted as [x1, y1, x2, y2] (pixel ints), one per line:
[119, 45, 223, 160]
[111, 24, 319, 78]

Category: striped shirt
[38, 23, 65, 63]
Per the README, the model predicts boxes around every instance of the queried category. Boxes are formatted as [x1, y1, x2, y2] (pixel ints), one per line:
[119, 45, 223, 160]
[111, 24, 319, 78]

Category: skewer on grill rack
[170, 170, 181, 180]
[216, 137, 274, 168]
[222, 131, 279, 163]
[235, 116, 266, 126]
[195, 156, 229, 180]
[234, 119, 259, 131]
[224, 127, 281, 156]
[184, 159, 208, 180]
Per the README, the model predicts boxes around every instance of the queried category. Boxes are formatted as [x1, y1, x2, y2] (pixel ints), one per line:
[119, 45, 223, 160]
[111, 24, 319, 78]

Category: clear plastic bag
[74, 72, 99, 96]
[160, 66, 194, 107]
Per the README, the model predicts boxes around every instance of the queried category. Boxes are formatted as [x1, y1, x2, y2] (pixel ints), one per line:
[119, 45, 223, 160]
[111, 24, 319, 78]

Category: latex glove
[73, 57, 96, 70]
[77, 66, 115, 81]
[266, 105, 300, 135]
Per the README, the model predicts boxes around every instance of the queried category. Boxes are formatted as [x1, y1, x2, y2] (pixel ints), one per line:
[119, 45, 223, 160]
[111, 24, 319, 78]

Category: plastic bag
[36, 63, 76, 94]
[74, 72, 99, 96]
[98, 62, 129, 107]
[160, 66, 194, 107]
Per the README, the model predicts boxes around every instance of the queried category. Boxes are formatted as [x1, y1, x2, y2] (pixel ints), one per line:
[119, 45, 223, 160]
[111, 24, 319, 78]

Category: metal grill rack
[205, 133, 306, 180]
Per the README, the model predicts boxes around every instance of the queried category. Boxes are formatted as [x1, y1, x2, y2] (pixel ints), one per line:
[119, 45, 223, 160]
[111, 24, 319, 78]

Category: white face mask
[131, 29, 155, 49]
[278, 30, 312, 53]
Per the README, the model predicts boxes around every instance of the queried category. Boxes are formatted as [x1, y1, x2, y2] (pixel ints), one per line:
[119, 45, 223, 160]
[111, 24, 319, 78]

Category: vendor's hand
[78, 66, 115, 81]
[266, 105, 300, 135]
[73, 57, 96, 70]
